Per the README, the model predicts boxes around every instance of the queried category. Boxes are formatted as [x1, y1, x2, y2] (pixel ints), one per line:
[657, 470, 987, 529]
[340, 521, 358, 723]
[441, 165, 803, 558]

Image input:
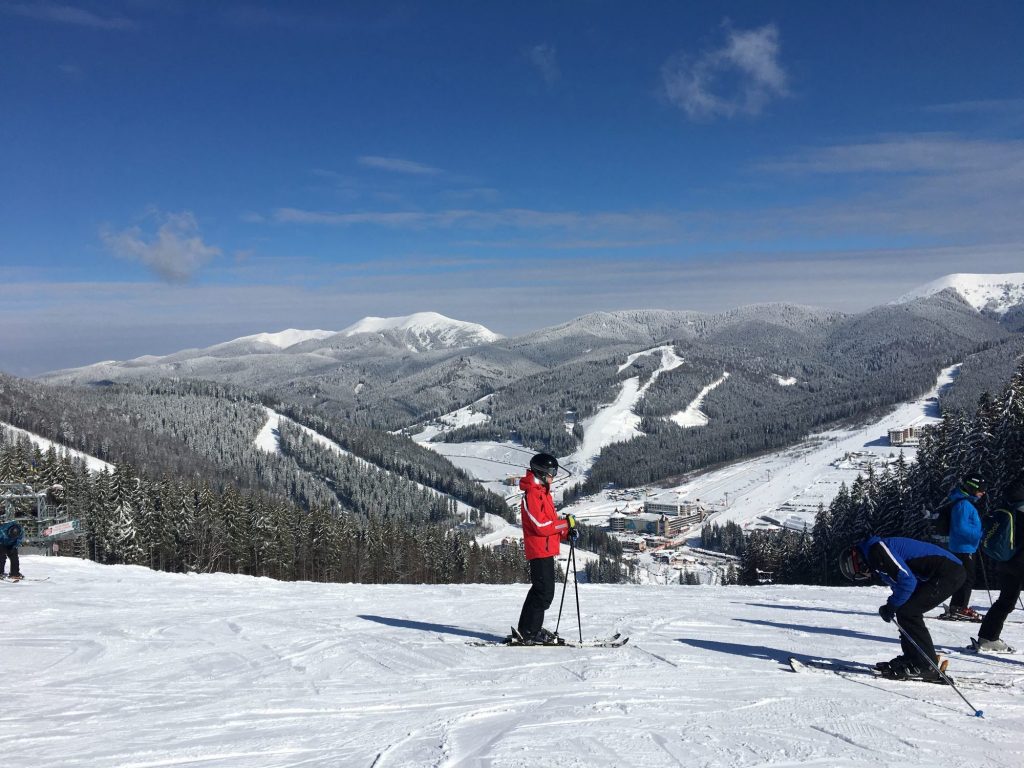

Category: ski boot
[970, 636, 1014, 653]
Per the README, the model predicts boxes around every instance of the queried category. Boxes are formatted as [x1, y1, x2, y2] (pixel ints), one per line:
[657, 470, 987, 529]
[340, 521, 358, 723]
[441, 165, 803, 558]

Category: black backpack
[927, 497, 957, 539]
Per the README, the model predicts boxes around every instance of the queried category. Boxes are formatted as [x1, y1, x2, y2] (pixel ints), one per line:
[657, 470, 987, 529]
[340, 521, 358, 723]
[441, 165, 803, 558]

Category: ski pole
[554, 542, 572, 637]
[892, 617, 984, 718]
[978, 552, 993, 607]
[571, 538, 582, 642]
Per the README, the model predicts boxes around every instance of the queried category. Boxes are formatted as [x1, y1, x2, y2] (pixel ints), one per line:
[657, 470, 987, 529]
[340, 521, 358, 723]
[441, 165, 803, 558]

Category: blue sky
[2, 1, 1023, 375]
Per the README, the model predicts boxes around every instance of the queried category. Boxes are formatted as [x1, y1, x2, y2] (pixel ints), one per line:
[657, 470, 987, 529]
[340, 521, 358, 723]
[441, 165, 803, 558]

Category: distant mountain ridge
[894, 272, 1024, 315]
[19, 271, 1024, 500]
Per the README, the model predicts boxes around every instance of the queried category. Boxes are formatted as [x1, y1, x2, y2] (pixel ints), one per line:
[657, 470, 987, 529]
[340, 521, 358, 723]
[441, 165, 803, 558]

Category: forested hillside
[0, 433, 526, 584]
[734, 360, 1024, 585]
[0, 374, 513, 525]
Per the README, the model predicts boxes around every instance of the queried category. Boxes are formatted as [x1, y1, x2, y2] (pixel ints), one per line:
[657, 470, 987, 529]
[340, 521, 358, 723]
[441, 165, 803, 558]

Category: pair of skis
[0, 575, 49, 583]
[468, 628, 628, 648]
[789, 657, 1011, 689]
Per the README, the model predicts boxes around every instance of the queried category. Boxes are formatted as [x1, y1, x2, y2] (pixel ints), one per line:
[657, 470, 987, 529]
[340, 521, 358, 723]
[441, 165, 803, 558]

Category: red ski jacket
[520, 471, 568, 560]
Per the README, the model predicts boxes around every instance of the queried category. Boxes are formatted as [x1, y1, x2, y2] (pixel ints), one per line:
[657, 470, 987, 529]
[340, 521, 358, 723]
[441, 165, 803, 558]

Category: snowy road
[10, 556, 1024, 767]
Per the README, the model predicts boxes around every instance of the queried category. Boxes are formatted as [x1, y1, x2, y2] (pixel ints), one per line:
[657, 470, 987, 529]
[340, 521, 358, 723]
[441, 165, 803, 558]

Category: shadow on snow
[677, 638, 875, 672]
[358, 614, 505, 643]
[740, 601, 876, 618]
[734, 617, 899, 645]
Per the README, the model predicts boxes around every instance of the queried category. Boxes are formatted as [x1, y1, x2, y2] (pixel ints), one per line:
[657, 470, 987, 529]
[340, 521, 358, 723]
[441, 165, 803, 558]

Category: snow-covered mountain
[341, 311, 502, 351]
[15, 555, 1023, 768]
[229, 328, 336, 349]
[896, 272, 1024, 315]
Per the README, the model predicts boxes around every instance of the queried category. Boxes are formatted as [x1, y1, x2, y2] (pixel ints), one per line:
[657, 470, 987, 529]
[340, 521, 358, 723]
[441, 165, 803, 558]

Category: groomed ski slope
[11, 557, 1024, 768]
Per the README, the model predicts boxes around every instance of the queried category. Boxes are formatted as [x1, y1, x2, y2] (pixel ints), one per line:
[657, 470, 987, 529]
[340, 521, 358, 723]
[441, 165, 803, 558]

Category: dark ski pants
[518, 556, 556, 638]
[979, 569, 1023, 642]
[896, 559, 965, 669]
[948, 552, 976, 610]
[1, 545, 19, 577]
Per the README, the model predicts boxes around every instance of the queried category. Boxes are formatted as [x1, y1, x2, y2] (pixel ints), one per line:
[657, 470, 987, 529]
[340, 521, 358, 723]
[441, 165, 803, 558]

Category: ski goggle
[840, 547, 871, 582]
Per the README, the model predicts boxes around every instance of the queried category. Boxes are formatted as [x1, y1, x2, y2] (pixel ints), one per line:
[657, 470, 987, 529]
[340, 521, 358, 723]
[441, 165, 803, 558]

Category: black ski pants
[979, 567, 1023, 642]
[1, 545, 19, 577]
[896, 558, 965, 668]
[948, 551, 976, 610]
[518, 556, 556, 638]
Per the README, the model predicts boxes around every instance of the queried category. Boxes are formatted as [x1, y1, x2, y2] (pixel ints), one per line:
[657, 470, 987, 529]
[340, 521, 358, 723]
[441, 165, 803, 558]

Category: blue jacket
[0, 522, 25, 549]
[857, 536, 962, 608]
[946, 488, 982, 554]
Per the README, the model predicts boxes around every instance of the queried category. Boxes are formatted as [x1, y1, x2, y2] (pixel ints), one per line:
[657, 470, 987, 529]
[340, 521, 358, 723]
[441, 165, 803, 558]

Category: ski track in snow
[11, 557, 1024, 768]
[254, 407, 476, 518]
[566, 345, 684, 471]
[0, 421, 113, 473]
[668, 371, 730, 428]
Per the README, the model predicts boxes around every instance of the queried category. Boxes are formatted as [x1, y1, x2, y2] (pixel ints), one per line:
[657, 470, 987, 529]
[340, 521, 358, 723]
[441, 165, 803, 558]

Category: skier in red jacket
[516, 452, 577, 644]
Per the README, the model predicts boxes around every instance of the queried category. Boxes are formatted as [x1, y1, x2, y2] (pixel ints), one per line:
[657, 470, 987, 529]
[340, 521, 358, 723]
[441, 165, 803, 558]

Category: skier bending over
[841, 536, 965, 681]
[0, 521, 25, 581]
[516, 452, 578, 644]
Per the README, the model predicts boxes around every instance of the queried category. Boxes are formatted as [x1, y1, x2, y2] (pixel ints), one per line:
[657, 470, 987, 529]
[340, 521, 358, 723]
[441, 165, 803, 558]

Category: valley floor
[9, 556, 1024, 768]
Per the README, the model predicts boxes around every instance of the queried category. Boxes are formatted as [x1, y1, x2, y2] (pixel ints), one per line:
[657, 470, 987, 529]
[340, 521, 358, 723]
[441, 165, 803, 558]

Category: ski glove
[878, 603, 896, 623]
[565, 514, 580, 542]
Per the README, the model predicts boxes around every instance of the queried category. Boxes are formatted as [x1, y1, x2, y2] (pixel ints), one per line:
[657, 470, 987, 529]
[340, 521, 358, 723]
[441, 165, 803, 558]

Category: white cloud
[101, 211, 222, 282]
[1, 1, 134, 29]
[526, 44, 560, 86]
[272, 206, 679, 232]
[357, 156, 443, 175]
[662, 22, 788, 120]
[761, 133, 1024, 175]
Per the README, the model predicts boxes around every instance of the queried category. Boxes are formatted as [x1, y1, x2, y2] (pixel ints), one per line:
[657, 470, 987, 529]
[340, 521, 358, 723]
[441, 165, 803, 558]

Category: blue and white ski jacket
[946, 488, 983, 554]
[0, 521, 25, 549]
[857, 536, 961, 608]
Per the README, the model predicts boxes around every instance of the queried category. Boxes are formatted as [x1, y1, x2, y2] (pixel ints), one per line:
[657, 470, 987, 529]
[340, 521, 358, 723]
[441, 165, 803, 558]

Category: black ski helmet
[6, 523, 23, 541]
[839, 545, 871, 582]
[529, 452, 559, 480]
[961, 474, 986, 495]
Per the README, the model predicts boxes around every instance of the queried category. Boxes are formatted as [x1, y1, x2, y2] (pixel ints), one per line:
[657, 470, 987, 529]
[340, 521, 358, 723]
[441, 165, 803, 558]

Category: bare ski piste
[468, 629, 628, 648]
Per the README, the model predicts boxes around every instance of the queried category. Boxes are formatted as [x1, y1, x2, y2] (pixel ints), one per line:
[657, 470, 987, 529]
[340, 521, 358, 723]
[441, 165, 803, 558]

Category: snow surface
[11, 555, 1024, 768]
[0, 422, 113, 473]
[895, 272, 1024, 315]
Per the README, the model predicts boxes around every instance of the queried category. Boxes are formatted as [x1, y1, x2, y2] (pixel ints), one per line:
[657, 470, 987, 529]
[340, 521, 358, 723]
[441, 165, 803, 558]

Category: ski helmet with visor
[839, 545, 872, 582]
[529, 453, 559, 481]
[961, 474, 986, 495]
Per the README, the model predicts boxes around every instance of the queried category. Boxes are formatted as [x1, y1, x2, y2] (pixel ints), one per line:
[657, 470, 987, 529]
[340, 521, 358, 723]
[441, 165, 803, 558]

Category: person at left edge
[0, 521, 26, 581]
[516, 452, 576, 644]
[841, 536, 965, 682]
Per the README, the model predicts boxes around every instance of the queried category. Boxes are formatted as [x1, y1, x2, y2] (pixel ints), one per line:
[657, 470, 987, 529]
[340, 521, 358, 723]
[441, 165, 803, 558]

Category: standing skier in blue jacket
[841, 536, 965, 681]
[944, 475, 985, 621]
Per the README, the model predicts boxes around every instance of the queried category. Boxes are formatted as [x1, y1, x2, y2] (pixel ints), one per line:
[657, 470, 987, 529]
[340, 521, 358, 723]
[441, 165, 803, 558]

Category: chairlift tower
[1, 482, 85, 553]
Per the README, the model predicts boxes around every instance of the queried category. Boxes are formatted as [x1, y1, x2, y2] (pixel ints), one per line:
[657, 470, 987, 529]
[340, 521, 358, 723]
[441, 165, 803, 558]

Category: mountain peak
[231, 328, 337, 349]
[895, 272, 1024, 315]
[341, 312, 501, 350]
